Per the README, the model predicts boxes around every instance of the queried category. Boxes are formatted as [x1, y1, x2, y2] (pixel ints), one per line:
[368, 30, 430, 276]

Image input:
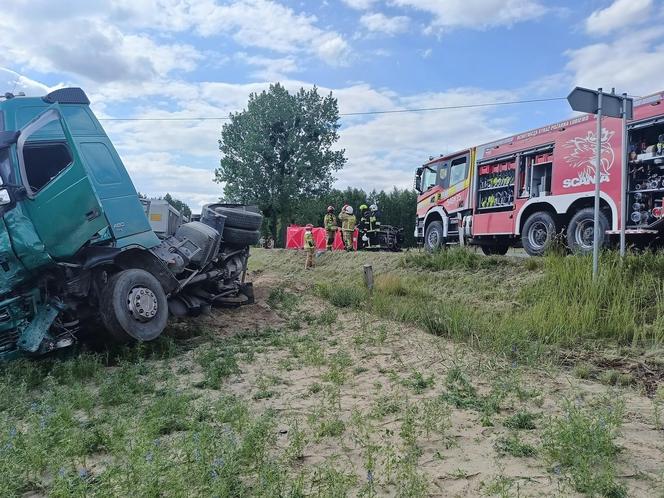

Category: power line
[97, 96, 568, 122]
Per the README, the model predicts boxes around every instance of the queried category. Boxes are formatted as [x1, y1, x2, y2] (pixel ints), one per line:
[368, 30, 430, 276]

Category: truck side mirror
[414, 167, 423, 193]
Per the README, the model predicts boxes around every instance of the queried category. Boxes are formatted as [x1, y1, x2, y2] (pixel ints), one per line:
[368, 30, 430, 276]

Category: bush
[542, 397, 625, 496]
[314, 282, 368, 308]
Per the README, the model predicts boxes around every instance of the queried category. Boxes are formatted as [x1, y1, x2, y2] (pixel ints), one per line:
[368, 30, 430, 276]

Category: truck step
[606, 229, 659, 235]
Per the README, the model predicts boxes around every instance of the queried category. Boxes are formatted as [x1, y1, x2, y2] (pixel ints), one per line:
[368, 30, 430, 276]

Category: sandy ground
[167, 267, 664, 497]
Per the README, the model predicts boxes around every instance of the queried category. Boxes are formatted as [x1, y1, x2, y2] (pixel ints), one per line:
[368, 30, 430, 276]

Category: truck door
[16, 106, 107, 259]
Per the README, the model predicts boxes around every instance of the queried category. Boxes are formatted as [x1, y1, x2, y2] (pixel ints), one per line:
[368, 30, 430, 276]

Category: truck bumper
[414, 218, 424, 239]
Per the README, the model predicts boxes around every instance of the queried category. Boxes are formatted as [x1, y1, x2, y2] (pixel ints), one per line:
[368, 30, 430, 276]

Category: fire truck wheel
[424, 221, 445, 251]
[481, 244, 509, 256]
[100, 269, 169, 343]
[566, 207, 608, 254]
[522, 211, 556, 256]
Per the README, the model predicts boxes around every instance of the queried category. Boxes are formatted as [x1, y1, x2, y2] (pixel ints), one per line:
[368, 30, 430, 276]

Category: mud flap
[17, 299, 65, 353]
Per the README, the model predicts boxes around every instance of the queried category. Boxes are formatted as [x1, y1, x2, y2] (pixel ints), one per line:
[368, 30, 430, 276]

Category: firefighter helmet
[345, 206, 353, 215]
[370, 204, 378, 212]
[359, 204, 368, 211]
[327, 205, 335, 213]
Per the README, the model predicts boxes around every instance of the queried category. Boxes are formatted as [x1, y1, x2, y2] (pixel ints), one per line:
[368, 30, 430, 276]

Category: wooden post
[363, 264, 374, 294]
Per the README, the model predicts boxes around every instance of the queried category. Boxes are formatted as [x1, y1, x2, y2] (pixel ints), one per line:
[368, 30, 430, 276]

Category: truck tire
[100, 269, 168, 343]
[212, 206, 263, 230]
[223, 226, 261, 247]
[424, 221, 444, 252]
[481, 244, 509, 256]
[567, 207, 608, 254]
[522, 211, 556, 257]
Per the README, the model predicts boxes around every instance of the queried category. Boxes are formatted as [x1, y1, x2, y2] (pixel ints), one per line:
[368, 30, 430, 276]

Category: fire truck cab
[415, 90, 664, 256]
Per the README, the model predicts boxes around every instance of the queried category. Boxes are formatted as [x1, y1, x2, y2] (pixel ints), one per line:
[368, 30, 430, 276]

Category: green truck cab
[0, 88, 261, 360]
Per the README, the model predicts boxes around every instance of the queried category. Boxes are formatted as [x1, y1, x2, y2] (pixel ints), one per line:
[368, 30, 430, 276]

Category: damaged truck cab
[0, 88, 260, 360]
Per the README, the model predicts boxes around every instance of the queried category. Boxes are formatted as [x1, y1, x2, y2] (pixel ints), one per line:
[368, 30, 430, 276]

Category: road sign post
[593, 90, 603, 279]
[619, 93, 631, 258]
[567, 87, 633, 279]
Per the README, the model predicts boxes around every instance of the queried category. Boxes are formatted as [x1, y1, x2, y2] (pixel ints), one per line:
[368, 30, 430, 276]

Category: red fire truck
[414, 90, 664, 256]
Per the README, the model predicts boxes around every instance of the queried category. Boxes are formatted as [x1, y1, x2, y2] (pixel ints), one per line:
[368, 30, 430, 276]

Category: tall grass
[517, 251, 664, 345]
[315, 249, 664, 359]
[401, 247, 503, 271]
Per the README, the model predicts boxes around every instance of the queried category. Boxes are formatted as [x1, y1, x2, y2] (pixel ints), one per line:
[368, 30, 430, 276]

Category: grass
[306, 248, 664, 362]
[494, 433, 537, 457]
[503, 411, 538, 430]
[542, 396, 626, 497]
[401, 247, 504, 271]
[4, 246, 659, 497]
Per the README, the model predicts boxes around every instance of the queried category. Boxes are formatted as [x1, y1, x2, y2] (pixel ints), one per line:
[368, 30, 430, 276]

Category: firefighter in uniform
[323, 206, 338, 251]
[338, 203, 349, 247]
[369, 204, 381, 231]
[358, 204, 371, 249]
[340, 205, 356, 251]
[304, 224, 315, 269]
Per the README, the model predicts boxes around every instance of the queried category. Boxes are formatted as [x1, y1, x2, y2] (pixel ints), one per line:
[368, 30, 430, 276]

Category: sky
[1, 0, 663, 209]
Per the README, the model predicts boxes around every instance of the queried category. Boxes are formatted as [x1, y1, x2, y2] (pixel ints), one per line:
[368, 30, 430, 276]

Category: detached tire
[522, 211, 557, 256]
[100, 269, 168, 343]
[567, 207, 608, 254]
[424, 221, 444, 252]
[481, 244, 509, 256]
[223, 226, 261, 247]
[212, 205, 263, 230]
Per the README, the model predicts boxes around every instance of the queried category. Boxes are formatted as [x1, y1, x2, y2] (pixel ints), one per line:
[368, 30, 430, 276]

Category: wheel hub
[576, 220, 594, 249]
[529, 221, 549, 249]
[127, 286, 158, 322]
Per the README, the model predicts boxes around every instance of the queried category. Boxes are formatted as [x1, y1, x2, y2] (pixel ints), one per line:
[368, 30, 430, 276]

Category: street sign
[567, 87, 633, 119]
[567, 87, 634, 279]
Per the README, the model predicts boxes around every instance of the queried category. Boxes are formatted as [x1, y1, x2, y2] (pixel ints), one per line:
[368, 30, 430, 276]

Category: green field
[1, 248, 663, 497]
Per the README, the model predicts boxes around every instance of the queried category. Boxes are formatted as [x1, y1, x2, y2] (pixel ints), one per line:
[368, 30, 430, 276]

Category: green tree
[163, 193, 192, 219]
[216, 83, 346, 243]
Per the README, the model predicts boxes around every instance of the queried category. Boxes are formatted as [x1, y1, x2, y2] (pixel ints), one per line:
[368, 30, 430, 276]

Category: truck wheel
[566, 208, 608, 254]
[522, 211, 556, 256]
[481, 244, 509, 256]
[223, 226, 261, 247]
[212, 205, 263, 230]
[424, 221, 444, 252]
[100, 269, 168, 342]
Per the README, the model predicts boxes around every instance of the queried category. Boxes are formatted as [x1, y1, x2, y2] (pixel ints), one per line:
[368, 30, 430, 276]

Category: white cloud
[342, 0, 378, 10]
[391, 0, 547, 30]
[0, 6, 201, 83]
[337, 88, 513, 191]
[585, 0, 653, 36]
[0, 0, 351, 86]
[237, 54, 299, 81]
[191, 0, 352, 66]
[123, 152, 221, 208]
[360, 12, 410, 35]
[565, 27, 664, 96]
